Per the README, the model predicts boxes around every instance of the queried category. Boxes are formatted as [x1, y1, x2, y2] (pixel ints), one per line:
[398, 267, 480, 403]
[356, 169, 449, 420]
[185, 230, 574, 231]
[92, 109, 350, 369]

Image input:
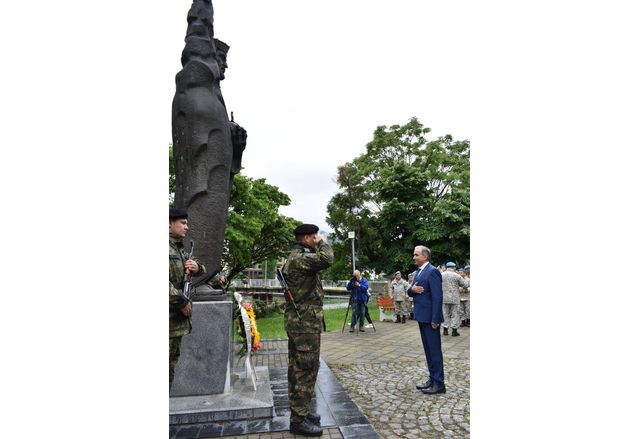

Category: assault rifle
[182, 240, 195, 300]
[276, 268, 301, 320]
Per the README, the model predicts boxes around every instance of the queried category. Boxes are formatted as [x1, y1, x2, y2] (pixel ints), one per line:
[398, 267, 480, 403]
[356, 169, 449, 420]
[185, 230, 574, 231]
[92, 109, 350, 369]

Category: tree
[223, 174, 301, 281]
[169, 142, 300, 281]
[326, 117, 469, 276]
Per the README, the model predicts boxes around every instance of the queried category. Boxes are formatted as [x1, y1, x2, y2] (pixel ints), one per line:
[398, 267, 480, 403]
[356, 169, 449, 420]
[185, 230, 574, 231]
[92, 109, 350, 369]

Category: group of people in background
[386, 263, 471, 336]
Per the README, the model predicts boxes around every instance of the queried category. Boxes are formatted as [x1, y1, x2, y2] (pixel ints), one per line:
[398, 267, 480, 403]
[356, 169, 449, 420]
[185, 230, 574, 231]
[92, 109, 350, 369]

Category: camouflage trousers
[394, 300, 407, 317]
[442, 303, 461, 329]
[287, 332, 321, 423]
[459, 300, 470, 321]
[169, 336, 182, 388]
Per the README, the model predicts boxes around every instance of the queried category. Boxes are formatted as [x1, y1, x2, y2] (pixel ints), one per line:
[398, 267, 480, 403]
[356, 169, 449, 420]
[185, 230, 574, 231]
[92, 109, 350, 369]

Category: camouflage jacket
[390, 279, 410, 301]
[460, 275, 470, 301]
[442, 269, 469, 304]
[169, 235, 206, 337]
[282, 240, 334, 333]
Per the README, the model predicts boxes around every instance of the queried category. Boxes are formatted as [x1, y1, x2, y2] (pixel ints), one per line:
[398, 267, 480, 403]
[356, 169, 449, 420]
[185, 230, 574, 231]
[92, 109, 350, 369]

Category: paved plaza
[173, 318, 470, 439]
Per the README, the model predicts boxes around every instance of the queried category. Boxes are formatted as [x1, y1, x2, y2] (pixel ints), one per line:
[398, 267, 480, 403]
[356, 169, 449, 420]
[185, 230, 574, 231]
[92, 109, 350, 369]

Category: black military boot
[452, 328, 460, 337]
[410, 312, 414, 320]
[290, 418, 323, 436]
[443, 327, 448, 336]
[395, 315, 401, 323]
[402, 315, 406, 323]
[467, 319, 470, 327]
[306, 412, 321, 426]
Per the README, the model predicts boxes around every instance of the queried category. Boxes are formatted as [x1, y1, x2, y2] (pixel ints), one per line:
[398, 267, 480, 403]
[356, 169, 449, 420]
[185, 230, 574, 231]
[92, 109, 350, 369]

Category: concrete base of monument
[170, 300, 233, 396]
[169, 366, 274, 425]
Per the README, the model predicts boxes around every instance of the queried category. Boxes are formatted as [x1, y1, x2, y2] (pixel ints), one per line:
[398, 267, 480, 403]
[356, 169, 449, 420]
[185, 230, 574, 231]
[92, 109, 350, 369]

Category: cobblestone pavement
[210, 319, 469, 438]
[321, 320, 470, 439]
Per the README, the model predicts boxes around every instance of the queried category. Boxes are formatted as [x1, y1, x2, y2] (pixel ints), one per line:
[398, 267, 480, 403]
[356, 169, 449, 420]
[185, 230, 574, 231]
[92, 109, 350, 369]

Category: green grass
[247, 301, 381, 340]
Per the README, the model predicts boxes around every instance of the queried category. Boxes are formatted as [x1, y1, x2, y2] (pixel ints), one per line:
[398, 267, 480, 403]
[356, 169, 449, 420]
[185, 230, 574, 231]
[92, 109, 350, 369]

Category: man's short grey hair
[415, 245, 431, 260]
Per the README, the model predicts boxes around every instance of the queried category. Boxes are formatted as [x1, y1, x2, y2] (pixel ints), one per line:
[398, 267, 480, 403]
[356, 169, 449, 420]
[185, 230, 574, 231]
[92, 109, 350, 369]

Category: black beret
[170, 208, 188, 220]
[293, 223, 319, 236]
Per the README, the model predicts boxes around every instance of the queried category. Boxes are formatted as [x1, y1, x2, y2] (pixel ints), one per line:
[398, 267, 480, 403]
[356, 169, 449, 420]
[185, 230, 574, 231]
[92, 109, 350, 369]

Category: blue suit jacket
[407, 264, 444, 324]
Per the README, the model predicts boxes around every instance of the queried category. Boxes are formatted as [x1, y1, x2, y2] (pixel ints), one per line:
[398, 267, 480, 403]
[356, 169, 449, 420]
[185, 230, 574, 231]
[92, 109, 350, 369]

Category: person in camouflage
[390, 271, 410, 323]
[282, 223, 333, 437]
[441, 262, 469, 337]
[406, 272, 415, 319]
[459, 265, 471, 327]
[169, 208, 206, 388]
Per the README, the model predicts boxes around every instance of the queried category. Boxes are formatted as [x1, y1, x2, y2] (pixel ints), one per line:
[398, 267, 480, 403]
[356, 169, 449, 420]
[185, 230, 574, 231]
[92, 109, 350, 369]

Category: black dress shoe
[415, 380, 433, 390]
[306, 412, 321, 426]
[359, 327, 365, 332]
[421, 383, 446, 394]
[349, 327, 354, 333]
[290, 418, 323, 436]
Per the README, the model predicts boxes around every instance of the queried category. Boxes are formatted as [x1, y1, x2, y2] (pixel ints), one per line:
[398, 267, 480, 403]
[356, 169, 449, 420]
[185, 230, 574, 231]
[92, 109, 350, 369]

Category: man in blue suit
[407, 245, 446, 394]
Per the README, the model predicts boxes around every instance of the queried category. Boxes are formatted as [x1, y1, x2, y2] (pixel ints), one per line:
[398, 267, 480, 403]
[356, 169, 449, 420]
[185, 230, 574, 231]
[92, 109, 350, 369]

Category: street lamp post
[348, 231, 355, 272]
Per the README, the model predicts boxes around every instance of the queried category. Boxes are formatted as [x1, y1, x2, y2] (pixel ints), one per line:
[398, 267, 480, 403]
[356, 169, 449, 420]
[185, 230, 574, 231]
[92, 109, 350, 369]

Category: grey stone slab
[197, 423, 224, 438]
[221, 421, 247, 436]
[340, 424, 382, 439]
[171, 301, 233, 397]
[170, 366, 273, 425]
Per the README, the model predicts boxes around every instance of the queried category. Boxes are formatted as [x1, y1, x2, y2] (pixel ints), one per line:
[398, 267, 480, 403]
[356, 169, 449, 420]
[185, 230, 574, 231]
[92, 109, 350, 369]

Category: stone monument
[170, 2, 272, 424]
[172, 0, 246, 283]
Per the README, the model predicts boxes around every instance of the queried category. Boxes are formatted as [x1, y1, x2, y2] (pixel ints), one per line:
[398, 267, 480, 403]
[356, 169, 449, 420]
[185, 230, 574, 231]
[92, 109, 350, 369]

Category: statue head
[214, 38, 230, 80]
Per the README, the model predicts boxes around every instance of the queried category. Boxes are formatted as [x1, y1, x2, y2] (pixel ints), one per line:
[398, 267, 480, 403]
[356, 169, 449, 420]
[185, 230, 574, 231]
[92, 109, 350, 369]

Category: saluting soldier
[390, 271, 410, 323]
[282, 224, 333, 437]
[169, 208, 206, 388]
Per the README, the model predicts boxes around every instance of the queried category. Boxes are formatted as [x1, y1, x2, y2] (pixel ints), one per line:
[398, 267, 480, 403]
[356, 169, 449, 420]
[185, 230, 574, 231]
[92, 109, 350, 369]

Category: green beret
[170, 208, 188, 220]
[293, 224, 319, 236]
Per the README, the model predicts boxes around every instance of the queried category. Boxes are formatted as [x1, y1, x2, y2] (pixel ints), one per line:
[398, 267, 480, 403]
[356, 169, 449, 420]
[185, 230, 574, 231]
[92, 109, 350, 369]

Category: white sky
[165, 0, 474, 232]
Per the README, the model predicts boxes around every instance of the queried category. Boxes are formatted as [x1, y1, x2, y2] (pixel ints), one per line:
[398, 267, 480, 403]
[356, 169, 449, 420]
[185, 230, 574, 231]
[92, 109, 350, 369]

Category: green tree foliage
[326, 117, 469, 275]
[169, 143, 299, 281]
[222, 175, 300, 281]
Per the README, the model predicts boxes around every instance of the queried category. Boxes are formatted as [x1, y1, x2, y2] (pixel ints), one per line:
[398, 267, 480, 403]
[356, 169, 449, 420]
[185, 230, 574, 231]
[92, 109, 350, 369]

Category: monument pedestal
[169, 291, 274, 426]
[170, 298, 233, 396]
[169, 366, 273, 425]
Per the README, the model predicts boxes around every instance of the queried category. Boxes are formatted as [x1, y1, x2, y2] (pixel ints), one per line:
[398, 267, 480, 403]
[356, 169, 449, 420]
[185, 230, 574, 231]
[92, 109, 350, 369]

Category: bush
[252, 298, 268, 317]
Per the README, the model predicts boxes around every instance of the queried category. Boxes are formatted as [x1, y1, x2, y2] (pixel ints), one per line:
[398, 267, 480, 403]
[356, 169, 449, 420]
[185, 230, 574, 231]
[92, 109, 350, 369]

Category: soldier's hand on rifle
[181, 302, 192, 317]
[184, 259, 198, 273]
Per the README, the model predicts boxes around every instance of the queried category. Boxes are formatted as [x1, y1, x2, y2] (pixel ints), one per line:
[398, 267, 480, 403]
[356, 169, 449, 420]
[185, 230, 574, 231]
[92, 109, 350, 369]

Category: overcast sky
[165, 0, 474, 232]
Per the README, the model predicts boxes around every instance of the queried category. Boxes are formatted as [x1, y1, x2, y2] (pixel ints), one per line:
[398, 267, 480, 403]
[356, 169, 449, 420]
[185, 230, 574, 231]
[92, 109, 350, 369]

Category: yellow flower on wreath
[243, 302, 262, 352]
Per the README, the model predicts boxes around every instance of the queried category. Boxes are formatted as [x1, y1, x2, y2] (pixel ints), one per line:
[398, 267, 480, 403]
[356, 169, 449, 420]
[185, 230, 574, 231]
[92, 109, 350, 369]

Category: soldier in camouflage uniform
[441, 262, 469, 337]
[459, 265, 471, 326]
[282, 223, 333, 437]
[406, 272, 415, 319]
[169, 208, 206, 388]
[390, 271, 410, 323]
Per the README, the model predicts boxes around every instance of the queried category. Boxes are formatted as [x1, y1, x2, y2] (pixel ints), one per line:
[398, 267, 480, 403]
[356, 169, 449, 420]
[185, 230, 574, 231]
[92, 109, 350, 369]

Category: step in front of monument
[169, 366, 273, 425]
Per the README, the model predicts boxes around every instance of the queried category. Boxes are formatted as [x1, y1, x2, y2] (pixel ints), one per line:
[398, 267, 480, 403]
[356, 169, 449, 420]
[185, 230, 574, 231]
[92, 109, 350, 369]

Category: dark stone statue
[172, 0, 246, 282]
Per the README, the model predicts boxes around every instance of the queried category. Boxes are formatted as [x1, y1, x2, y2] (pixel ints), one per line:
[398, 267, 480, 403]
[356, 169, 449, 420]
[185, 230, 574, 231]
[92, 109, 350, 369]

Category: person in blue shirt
[347, 270, 369, 332]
